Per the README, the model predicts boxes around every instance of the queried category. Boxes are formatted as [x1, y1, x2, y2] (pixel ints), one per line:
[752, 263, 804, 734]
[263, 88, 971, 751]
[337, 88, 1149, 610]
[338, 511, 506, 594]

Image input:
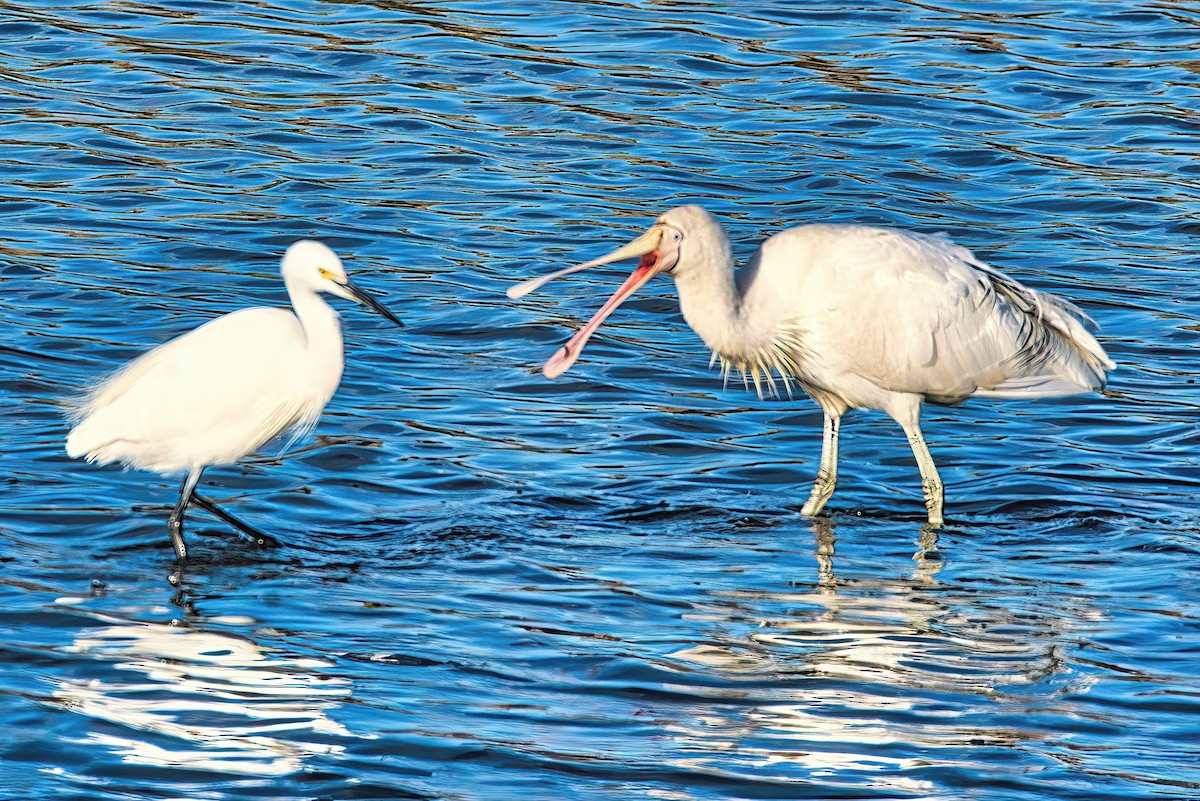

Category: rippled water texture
[2, 1, 1198, 799]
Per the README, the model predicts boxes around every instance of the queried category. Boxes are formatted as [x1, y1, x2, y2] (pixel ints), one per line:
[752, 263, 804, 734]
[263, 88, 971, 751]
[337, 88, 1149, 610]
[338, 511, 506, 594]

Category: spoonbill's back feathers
[731, 223, 1112, 404]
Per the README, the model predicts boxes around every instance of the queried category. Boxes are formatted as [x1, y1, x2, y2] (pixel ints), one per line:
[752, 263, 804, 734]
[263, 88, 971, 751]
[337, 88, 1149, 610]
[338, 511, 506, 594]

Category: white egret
[509, 205, 1113, 526]
[66, 240, 403, 560]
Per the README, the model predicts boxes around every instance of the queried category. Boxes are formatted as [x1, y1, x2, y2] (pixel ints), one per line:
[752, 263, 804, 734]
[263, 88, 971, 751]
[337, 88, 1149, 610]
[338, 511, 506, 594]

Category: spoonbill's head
[282, 240, 403, 327]
[507, 205, 721, 378]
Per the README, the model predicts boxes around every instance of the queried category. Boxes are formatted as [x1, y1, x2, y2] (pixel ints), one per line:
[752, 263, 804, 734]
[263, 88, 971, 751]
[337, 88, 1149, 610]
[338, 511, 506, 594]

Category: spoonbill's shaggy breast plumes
[509, 205, 1113, 526]
[66, 240, 404, 561]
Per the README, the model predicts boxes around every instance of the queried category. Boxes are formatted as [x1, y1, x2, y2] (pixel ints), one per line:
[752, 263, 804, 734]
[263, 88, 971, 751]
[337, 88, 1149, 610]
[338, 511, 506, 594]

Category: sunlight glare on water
[1, 1, 1198, 799]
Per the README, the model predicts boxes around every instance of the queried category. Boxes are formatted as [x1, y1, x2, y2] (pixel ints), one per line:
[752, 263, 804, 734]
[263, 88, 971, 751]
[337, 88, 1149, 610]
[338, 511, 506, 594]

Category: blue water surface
[1, 1, 1198, 799]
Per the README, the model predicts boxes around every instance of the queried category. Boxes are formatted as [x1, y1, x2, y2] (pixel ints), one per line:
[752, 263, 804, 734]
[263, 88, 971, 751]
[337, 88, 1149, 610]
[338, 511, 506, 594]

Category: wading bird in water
[509, 205, 1112, 526]
[66, 240, 403, 561]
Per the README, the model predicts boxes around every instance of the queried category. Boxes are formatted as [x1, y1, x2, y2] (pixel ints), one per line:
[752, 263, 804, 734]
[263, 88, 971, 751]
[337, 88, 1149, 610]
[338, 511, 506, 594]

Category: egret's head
[282, 240, 345, 288]
[281, 240, 403, 327]
[505, 205, 723, 378]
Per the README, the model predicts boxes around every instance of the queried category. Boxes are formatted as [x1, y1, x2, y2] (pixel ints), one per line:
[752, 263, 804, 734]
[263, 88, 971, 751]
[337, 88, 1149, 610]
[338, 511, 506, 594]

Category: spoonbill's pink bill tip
[543, 346, 574, 379]
[507, 275, 548, 300]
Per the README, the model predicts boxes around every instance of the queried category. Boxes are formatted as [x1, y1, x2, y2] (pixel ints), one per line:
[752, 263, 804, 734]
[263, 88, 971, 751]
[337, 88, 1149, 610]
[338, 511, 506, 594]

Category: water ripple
[2, 0, 1198, 799]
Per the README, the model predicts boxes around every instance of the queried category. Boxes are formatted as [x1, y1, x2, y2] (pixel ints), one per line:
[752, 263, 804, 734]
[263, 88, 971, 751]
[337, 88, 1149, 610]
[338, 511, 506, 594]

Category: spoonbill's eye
[672, 231, 682, 242]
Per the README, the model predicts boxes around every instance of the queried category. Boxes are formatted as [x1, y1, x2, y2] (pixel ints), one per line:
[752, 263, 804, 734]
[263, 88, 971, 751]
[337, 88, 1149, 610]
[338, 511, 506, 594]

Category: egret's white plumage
[67, 240, 403, 560]
[510, 205, 1113, 526]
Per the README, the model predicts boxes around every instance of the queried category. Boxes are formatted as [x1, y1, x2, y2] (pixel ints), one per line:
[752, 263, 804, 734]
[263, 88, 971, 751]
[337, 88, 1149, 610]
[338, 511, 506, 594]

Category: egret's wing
[67, 308, 326, 472]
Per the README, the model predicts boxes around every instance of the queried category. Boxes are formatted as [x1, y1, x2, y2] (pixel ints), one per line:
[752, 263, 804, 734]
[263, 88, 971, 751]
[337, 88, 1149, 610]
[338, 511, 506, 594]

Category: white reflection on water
[53, 612, 354, 776]
[665, 522, 1102, 795]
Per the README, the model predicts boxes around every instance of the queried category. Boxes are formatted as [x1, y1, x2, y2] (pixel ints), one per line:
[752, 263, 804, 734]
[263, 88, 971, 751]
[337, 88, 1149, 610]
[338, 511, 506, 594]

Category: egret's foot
[801, 465, 840, 515]
[191, 493, 282, 550]
[923, 501, 944, 528]
[242, 530, 282, 549]
[167, 519, 188, 562]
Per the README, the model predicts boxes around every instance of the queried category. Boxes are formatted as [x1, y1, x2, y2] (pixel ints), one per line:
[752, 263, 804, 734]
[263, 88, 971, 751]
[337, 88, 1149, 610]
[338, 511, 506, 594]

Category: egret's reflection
[53, 612, 353, 776]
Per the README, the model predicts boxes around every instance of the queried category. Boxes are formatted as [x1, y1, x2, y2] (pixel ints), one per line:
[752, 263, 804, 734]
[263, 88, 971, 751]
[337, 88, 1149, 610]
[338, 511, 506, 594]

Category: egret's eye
[319, 267, 337, 281]
[672, 231, 682, 242]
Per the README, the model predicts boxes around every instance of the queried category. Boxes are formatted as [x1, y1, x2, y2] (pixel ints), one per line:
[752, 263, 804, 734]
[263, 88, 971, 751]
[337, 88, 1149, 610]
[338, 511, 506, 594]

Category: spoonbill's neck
[670, 223, 758, 360]
[670, 228, 798, 395]
[674, 255, 741, 349]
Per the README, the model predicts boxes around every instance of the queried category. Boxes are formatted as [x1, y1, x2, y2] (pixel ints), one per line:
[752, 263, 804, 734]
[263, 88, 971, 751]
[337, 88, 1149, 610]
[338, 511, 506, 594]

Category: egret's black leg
[191, 493, 281, 549]
[168, 469, 203, 561]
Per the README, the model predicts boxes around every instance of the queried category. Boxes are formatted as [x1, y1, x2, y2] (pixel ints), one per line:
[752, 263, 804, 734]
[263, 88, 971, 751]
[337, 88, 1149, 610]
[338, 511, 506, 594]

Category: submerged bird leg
[168, 469, 203, 561]
[801, 413, 841, 518]
[899, 419, 944, 528]
[190, 493, 281, 549]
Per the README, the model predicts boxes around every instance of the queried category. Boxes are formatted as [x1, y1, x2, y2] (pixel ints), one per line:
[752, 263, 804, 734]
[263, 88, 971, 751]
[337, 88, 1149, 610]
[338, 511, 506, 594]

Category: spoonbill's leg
[801, 412, 841, 517]
[168, 468, 203, 561]
[899, 419, 944, 528]
[191, 493, 281, 549]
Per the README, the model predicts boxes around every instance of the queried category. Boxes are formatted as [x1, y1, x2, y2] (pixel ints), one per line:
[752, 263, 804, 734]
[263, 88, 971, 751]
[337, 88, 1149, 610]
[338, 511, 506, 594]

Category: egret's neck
[286, 278, 345, 390]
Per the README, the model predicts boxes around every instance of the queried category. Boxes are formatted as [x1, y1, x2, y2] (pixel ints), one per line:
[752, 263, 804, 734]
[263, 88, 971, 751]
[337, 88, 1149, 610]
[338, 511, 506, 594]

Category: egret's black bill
[346, 280, 403, 327]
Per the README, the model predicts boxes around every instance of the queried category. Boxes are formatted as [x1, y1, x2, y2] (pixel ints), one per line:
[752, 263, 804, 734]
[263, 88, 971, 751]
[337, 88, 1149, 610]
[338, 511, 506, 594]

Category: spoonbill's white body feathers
[510, 205, 1112, 527]
[715, 222, 1111, 405]
[66, 239, 404, 561]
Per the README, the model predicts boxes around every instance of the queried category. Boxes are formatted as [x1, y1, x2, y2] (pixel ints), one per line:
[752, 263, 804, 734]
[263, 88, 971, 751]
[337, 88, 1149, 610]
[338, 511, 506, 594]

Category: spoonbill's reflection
[810, 519, 944, 592]
[53, 612, 355, 776]
[664, 520, 1099, 791]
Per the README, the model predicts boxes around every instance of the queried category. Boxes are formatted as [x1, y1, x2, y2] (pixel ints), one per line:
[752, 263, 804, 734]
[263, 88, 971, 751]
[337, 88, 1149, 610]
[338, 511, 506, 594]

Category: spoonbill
[66, 240, 403, 561]
[509, 205, 1112, 526]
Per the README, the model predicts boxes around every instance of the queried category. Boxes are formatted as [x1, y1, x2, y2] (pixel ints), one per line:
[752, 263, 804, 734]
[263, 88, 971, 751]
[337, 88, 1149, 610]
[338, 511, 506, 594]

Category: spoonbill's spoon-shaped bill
[507, 227, 670, 378]
[505, 228, 665, 301]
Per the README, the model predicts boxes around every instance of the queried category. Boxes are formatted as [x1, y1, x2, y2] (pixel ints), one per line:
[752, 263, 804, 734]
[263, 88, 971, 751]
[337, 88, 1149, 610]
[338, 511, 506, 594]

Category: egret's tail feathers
[63, 359, 144, 462]
[66, 415, 119, 463]
[65, 431, 87, 460]
[1036, 284, 1113, 365]
[66, 400, 155, 468]
[66, 418, 184, 474]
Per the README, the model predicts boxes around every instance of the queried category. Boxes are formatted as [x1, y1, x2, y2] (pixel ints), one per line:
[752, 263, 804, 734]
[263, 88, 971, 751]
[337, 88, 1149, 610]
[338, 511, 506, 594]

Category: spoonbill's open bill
[509, 205, 1112, 526]
[66, 240, 403, 561]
